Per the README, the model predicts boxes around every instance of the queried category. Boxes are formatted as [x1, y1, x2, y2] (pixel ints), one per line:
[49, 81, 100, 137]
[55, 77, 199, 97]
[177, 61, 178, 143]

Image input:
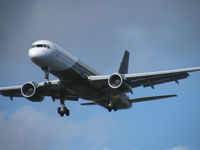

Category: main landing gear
[107, 100, 117, 112]
[41, 67, 70, 117]
[57, 98, 70, 117]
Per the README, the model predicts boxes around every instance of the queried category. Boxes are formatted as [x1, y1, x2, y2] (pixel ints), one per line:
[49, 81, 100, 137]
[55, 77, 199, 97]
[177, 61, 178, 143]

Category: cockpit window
[31, 44, 51, 49]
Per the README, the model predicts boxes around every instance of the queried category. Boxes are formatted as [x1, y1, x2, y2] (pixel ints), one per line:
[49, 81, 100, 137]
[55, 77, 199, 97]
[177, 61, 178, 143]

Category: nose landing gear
[41, 66, 50, 81]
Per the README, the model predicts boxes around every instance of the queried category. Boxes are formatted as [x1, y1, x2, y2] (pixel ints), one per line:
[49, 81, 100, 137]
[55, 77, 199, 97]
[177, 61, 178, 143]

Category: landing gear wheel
[113, 108, 117, 112]
[57, 107, 65, 117]
[57, 107, 61, 114]
[108, 107, 112, 112]
[57, 98, 71, 117]
[60, 111, 64, 117]
[63, 107, 70, 116]
[107, 99, 113, 112]
[65, 108, 70, 116]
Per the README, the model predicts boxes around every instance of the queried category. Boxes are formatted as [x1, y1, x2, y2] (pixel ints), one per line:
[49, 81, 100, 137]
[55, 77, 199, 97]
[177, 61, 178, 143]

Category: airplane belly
[51, 68, 104, 100]
[94, 95, 132, 110]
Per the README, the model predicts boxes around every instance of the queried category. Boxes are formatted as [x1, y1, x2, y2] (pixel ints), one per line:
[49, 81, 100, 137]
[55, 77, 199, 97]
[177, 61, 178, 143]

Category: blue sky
[0, 0, 200, 150]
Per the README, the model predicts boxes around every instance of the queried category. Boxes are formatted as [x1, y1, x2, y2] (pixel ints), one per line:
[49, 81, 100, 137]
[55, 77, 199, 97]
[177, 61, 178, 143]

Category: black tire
[108, 107, 112, 112]
[64, 107, 70, 116]
[113, 106, 117, 112]
[60, 111, 64, 117]
[57, 107, 61, 114]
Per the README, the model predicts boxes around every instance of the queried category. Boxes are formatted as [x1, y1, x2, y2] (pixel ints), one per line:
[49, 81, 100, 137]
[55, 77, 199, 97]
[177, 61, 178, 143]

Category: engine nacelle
[108, 73, 132, 93]
[108, 73, 123, 89]
[21, 82, 44, 102]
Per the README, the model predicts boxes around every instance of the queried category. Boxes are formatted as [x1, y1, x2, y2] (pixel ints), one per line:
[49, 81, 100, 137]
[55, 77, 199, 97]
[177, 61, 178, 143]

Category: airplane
[1, 40, 200, 117]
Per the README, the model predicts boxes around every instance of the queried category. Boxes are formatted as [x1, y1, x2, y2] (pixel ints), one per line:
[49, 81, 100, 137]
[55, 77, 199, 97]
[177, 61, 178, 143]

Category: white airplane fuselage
[29, 40, 132, 109]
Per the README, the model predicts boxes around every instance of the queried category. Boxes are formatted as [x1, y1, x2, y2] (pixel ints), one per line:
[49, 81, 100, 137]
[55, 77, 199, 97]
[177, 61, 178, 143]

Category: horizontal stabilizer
[80, 102, 97, 106]
[129, 94, 177, 103]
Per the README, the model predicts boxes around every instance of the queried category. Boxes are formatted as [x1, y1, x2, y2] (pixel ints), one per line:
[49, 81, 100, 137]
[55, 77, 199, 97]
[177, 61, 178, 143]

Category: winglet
[118, 50, 129, 74]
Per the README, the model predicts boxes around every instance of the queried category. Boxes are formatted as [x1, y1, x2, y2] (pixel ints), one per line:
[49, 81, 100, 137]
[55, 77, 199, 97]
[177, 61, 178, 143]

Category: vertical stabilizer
[118, 50, 129, 74]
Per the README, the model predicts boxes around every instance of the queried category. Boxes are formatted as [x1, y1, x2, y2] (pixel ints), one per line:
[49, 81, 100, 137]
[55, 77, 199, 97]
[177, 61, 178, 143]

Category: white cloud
[165, 146, 195, 150]
[0, 106, 115, 150]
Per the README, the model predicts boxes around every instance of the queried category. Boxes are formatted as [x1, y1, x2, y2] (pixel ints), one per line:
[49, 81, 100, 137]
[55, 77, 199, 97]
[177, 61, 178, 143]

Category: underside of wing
[0, 86, 22, 98]
[89, 67, 200, 91]
[0, 80, 78, 101]
[125, 67, 200, 89]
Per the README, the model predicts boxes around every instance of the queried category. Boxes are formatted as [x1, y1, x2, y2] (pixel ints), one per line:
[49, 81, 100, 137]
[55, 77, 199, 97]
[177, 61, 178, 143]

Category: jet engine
[108, 73, 132, 94]
[21, 82, 44, 102]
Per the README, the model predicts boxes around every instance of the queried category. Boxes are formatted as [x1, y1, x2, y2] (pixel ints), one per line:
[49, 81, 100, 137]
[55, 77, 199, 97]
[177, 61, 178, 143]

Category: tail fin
[118, 50, 129, 74]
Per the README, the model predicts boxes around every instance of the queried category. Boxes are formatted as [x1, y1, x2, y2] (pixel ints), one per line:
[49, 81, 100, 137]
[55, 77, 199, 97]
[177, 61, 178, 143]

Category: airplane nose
[29, 48, 44, 60]
[29, 48, 47, 66]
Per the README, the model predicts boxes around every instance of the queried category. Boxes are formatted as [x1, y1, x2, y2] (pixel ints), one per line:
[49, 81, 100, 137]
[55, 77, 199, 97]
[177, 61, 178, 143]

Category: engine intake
[21, 82, 44, 102]
[108, 73, 123, 89]
[108, 73, 133, 94]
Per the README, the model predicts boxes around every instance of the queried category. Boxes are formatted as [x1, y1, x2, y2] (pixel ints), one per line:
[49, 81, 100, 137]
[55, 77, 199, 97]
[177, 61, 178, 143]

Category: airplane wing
[89, 67, 200, 90]
[0, 80, 78, 101]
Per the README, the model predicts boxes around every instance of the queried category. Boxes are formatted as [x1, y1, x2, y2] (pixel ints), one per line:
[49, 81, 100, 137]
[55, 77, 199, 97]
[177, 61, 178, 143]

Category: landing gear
[107, 100, 118, 112]
[113, 107, 117, 112]
[107, 101, 113, 112]
[57, 98, 70, 117]
[42, 66, 52, 87]
[57, 106, 70, 117]
[108, 107, 112, 112]
[42, 66, 50, 81]
[41, 66, 50, 81]
[107, 106, 117, 112]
